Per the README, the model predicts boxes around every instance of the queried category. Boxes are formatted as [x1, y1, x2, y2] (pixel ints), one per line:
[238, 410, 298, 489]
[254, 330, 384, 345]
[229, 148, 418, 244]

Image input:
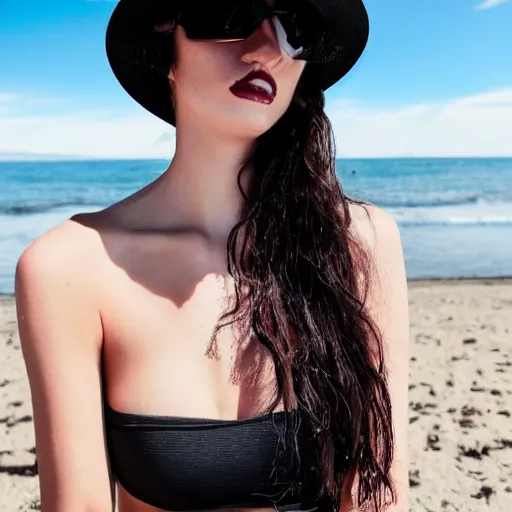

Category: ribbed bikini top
[104, 401, 330, 512]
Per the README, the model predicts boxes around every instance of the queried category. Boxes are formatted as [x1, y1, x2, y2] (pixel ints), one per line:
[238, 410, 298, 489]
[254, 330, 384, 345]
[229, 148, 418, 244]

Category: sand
[0, 279, 511, 512]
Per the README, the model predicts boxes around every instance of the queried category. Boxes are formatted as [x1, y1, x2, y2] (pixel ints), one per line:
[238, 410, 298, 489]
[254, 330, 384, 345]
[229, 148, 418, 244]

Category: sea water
[1, 157, 511, 294]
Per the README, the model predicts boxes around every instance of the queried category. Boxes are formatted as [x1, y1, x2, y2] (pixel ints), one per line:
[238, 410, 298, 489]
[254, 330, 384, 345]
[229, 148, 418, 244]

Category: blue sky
[1, 0, 511, 158]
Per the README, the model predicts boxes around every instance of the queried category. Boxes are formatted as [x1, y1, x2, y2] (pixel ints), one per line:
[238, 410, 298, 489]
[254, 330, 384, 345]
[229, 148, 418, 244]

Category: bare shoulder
[18, 212, 104, 262]
[348, 201, 402, 254]
[15, 213, 109, 353]
[346, 201, 406, 300]
[346, 201, 408, 320]
[16, 213, 106, 299]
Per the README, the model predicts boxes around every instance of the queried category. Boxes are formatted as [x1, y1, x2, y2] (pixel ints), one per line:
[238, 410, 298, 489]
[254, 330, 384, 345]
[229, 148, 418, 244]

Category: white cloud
[0, 107, 176, 160]
[0, 93, 19, 103]
[474, 0, 511, 10]
[326, 87, 512, 157]
[0, 87, 511, 159]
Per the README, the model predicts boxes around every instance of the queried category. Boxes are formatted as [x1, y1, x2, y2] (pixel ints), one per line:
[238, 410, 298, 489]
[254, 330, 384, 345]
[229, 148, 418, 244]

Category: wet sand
[1, 279, 511, 511]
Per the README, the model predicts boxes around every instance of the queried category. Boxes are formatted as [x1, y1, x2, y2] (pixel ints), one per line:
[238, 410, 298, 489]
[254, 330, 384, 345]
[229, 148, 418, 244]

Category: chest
[100, 250, 279, 419]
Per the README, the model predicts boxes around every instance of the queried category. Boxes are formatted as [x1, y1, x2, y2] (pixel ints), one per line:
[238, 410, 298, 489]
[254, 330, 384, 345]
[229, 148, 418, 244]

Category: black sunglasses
[176, 0, 331, 63]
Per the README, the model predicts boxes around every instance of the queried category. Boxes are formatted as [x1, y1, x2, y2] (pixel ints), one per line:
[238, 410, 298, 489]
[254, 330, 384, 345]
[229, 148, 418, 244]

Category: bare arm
[341, 205, 410, 511]
[15, 222, 114, 511]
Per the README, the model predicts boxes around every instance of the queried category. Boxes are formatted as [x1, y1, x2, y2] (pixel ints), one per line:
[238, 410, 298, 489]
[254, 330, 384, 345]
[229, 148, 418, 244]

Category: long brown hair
[152, 12, 397, 511]
[209, 82, 397, 510]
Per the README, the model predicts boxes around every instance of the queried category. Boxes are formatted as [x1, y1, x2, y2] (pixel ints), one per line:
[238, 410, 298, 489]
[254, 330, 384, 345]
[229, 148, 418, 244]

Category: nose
[240, 18, 284, 70]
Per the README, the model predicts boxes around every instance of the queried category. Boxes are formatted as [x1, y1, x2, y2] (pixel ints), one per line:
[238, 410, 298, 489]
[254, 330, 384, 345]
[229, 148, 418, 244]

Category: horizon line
[1, 154, 512, 163]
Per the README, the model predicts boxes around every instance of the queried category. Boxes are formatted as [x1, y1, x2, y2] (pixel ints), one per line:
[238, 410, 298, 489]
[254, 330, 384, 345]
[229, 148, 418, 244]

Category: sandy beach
[1, 279, 511, 512]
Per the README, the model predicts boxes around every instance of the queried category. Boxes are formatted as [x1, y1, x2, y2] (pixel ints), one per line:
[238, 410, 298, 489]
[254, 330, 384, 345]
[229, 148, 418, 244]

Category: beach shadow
[24, 499, 41, 510]
[0, 460, 38, 477]
[0, 415, 32, 427]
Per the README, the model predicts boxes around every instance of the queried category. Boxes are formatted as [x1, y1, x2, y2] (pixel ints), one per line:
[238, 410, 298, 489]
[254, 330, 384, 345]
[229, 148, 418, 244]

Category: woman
[15, 0, 410, 511]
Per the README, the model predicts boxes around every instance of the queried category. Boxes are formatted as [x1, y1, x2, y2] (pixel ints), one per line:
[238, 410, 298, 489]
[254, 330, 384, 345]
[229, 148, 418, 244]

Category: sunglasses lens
[271, 16, 303, 59]
[181, 0, 262, 40]
[179, 0, 327, 63]
[274, 1, 327, 62]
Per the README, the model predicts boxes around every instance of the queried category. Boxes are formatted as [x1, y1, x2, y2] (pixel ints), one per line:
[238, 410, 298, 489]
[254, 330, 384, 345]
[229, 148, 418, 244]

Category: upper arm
[15, 222, 114, 512]
[342, 204, 410, 511]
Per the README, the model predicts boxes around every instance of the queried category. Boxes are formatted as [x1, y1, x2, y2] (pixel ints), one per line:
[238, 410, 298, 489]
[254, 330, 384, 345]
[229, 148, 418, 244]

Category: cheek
[275, 62, 307, 109]
[287, 61, 307, 91]
[174, 43, 233, 102]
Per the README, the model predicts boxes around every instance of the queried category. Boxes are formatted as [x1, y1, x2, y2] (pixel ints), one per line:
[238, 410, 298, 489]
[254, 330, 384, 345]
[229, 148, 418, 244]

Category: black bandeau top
[104, 402, 334, 512]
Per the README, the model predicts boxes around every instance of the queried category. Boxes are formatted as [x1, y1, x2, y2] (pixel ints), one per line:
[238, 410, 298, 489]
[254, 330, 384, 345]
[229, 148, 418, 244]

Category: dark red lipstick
[229, 69, 277, 105]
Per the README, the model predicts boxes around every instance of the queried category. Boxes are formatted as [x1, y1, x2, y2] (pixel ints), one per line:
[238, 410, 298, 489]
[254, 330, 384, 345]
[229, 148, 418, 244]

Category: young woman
[15, 0, 410, 511]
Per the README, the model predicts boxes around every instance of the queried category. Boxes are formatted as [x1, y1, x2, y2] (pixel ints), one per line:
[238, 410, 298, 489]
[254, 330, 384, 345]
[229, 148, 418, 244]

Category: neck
[155, 118, 256, 244]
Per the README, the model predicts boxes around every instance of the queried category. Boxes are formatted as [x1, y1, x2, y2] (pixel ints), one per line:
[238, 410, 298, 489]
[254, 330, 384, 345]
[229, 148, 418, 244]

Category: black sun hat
[105, 0, 370, 126]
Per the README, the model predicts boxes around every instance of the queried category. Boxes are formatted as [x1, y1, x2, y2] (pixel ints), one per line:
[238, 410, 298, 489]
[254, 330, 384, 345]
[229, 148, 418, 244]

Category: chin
[222, 106, 286, 138]
[239, 117, 278, 137]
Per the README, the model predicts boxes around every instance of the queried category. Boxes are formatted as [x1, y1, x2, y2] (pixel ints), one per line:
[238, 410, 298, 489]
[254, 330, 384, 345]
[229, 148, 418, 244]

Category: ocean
[1, 157, 512, 294]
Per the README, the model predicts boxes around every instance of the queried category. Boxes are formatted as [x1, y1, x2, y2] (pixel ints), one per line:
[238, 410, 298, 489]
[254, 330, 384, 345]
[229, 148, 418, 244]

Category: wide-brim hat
[105, 0, 369, 126]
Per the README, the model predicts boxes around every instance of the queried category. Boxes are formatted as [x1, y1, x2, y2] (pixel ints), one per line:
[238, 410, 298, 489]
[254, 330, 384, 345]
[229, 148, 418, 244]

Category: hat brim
[106, 0, 369, 126]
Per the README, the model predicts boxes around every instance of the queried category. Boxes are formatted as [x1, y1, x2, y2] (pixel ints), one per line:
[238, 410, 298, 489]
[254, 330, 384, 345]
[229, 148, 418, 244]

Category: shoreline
[2, 275, 512, 299]
[407, 276, 512, 286]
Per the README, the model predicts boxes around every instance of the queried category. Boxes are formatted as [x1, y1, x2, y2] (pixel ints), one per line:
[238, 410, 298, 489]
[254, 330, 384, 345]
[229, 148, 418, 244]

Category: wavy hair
[209, 81, 397, 510]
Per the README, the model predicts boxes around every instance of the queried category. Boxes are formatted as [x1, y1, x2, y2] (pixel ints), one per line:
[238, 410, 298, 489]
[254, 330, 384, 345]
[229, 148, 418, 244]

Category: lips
[229, 69, 277, 105]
